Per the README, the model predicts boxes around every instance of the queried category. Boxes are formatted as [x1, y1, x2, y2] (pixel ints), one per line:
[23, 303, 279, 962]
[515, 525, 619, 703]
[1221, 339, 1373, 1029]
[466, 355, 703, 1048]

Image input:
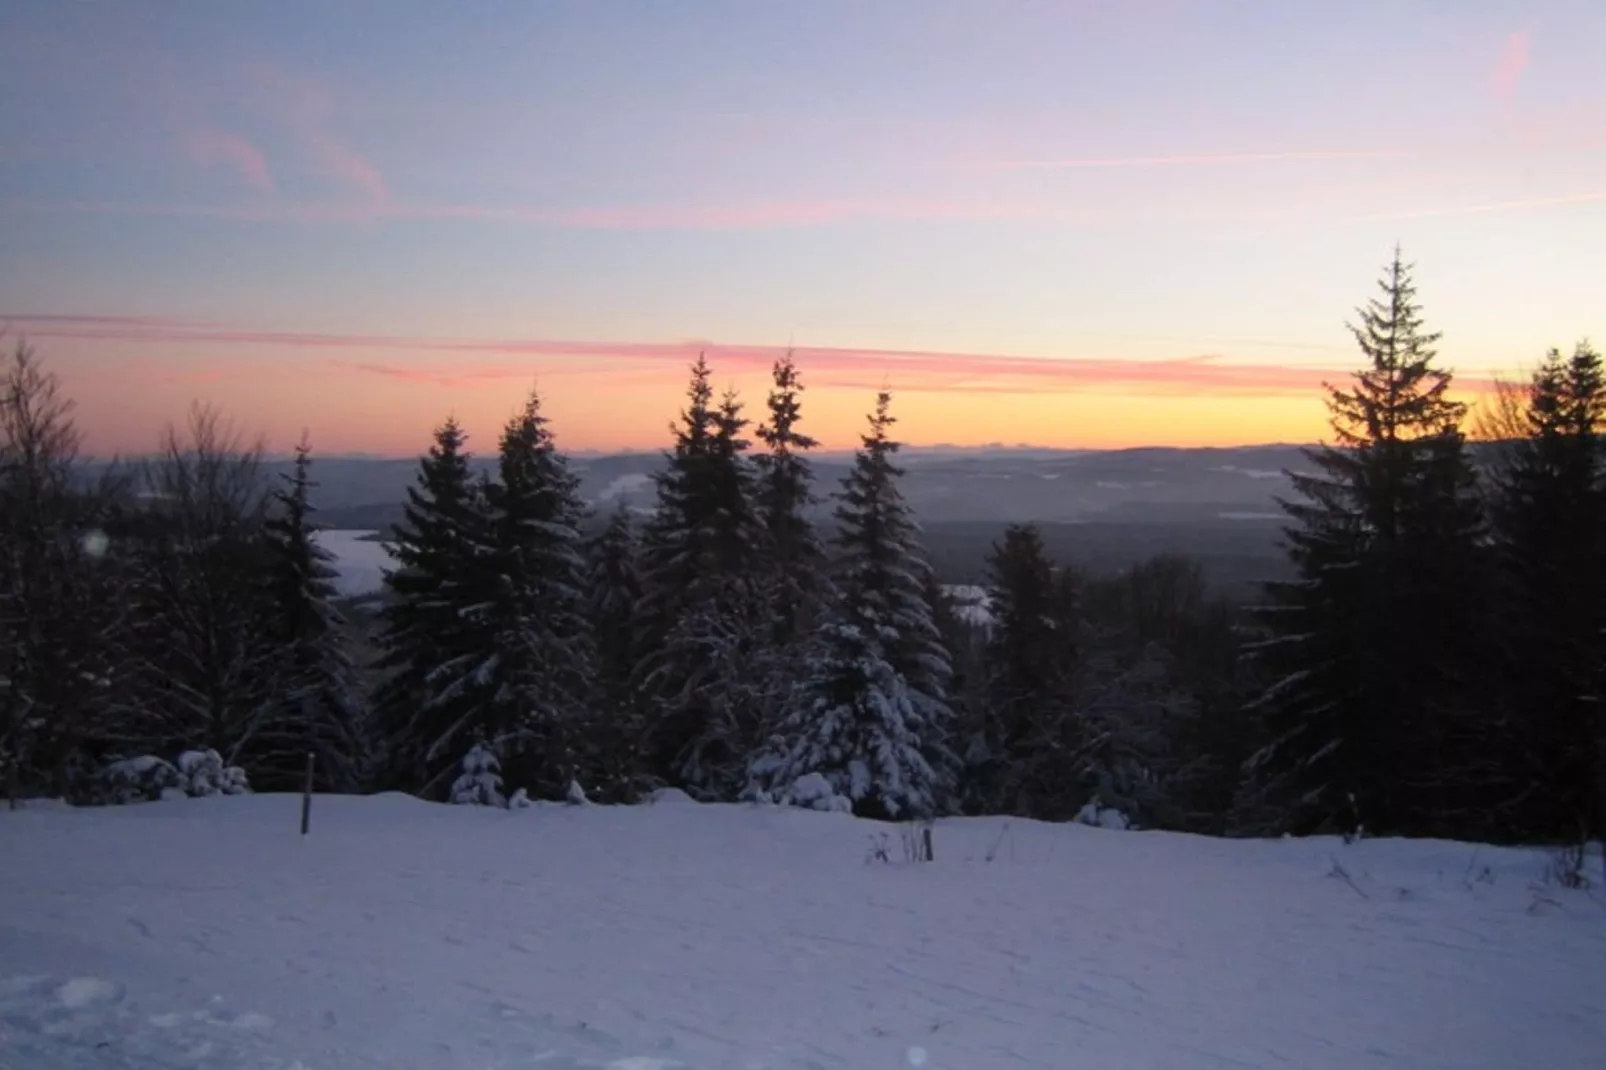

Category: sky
[2, 0, 1604, 458]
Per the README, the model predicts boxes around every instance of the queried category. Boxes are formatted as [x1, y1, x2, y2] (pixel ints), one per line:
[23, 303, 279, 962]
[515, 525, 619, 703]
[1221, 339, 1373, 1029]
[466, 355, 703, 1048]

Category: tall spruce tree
[585, 505, 648, 798]
[633, 355, 717, 694]
[1485, 342, 1606, 840]
[243, 439, 366, 792]
[634, 358, 768, 797]
[1246, 249, 1485, 837]
[445, 388, 596, 799]
[372, 417, 494, 795]
[754, 351, 826, 643]
[753, 391, 956, 818]
[977, 523, 1077, 814]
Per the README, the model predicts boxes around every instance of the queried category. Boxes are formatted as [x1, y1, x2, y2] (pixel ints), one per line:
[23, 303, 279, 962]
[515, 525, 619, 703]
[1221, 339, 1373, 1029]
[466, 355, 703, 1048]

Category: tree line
[2, 248, 1601, 847]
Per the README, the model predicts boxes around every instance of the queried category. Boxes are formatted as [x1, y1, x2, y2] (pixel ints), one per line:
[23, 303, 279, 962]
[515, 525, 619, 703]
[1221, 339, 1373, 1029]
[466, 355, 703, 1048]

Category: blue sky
[2, 0, 1603, 455]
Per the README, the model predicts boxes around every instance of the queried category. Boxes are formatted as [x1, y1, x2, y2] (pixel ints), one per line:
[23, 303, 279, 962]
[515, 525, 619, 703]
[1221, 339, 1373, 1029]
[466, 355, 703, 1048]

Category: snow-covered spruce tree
[589, 505, 643, 698]
[747, 352, 831, 774]
[450, 741, 506, 807]
[1484, 342, 1606, 841]
[927, 568, 990, 814]
[753, 351, 828, 646]
[634, 358, 769, 798]
[584, 505, 650, 800]
[1245, 249, 1486, 837]
[372, 417, 495, 795]
[438, 388, 596, 800]
[976, 523, 1078, 815]
[240, 439, 366, 792]
[122, 404, 277, 769]
[754, 391, 957, 819]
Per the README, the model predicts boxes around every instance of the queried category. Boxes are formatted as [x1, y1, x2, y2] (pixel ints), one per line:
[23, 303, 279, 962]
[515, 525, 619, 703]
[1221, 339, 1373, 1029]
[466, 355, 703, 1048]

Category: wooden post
[300, 752, 314, 835]
[922, 824, 934, 862]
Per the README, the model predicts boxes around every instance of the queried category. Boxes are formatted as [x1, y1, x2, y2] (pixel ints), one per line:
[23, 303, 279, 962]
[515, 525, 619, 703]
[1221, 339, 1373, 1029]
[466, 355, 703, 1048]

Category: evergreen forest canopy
[2, 248, 1602, 851]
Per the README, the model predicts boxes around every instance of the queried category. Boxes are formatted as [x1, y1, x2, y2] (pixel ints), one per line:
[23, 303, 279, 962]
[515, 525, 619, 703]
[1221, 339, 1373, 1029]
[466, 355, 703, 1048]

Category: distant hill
[265, 444, 1313, 527]
[224, 445, 1304, 598]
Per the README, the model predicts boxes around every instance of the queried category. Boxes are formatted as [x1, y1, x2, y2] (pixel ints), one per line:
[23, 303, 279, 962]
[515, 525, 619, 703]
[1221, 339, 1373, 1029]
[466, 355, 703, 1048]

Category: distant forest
[2, 249, 1601, 863]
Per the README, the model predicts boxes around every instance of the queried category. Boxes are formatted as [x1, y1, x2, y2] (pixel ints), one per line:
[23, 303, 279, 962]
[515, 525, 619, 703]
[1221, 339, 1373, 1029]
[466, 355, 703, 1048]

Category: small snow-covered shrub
[175, 749, 250, 797]
[508, 787, 532, 809]
[99, 755, 181, 804]
[450, 743, 506, 808]
[565, 779, 589, 806]
[97, 750, 251, 805]
[1075, 800, 1132, 830]
[781, 772, 853, 813]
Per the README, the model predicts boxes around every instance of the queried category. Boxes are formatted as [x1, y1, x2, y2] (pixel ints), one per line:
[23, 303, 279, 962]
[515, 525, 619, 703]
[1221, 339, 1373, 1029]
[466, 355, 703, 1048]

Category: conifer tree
[977, 523, 1076, 813]
[1485, 341, 1606, 840]
[754, 391, 956, 818]
[754, 351, 826, 644]
[589, 506, 644, 699]
[445, 388, 595, 798]
[634, 357, 768, 797]
[243, 439, 366, 792]
[584, 505, 648, 798]
[1246, 249, 1485, 836]
[633, 355, 717, 685]
[372, 417, 494, 794]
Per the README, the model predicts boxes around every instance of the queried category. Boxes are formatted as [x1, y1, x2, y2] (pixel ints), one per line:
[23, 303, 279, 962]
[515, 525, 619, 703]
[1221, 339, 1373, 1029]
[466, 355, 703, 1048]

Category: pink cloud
[0, 313, 1499, 399]
[244, 63, 388, 204]
[185, 129, 276, 192]
[1492, 30, 1531, 106]
[310, 138, 388, 203]
[345, 361, 534, 388]
[974, 148, 1404, 170]
[0, 194, 1084, 230]
[1350, 187, 1606, 223]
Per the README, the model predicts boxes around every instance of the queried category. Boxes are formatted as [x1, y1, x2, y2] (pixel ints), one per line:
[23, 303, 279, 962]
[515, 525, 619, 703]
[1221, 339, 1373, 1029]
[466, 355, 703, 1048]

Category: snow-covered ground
[2, 795, 1602, 1069]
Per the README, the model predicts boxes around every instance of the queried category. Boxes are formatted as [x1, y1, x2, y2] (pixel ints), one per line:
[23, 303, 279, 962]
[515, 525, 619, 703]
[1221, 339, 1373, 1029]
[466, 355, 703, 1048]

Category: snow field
[2, 793, 1604, 1069]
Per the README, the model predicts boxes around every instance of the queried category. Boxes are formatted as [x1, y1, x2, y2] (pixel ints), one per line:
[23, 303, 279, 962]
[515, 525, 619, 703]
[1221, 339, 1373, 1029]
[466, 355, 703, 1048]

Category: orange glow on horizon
[37, 344, 1499, 460]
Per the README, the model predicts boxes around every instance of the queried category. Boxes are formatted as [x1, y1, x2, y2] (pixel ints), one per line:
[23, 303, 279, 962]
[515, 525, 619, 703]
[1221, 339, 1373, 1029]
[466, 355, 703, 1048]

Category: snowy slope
[2, 795, 1603, 1070]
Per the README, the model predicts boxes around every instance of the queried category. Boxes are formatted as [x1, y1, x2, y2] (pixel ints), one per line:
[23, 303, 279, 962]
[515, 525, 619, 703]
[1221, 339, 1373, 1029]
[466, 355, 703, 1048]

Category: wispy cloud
[0, 313, 1498, 399]
[0, 195, 1062, 229]
[185, 129, 275, 192]
[1492, 30, 1531, 106]
[1349, 187, 1606, 224]
[244, 63, 388, 204]
[344, 361, 536, 389]
[974, 148, 1404, 170]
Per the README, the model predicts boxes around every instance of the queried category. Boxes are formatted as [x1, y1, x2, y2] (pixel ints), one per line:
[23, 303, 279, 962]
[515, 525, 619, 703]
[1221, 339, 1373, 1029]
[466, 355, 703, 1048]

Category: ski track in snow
[2, 794, 1605, 1069]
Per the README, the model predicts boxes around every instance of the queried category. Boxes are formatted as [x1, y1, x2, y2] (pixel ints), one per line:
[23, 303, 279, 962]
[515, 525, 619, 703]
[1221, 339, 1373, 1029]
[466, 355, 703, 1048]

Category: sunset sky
[2, 0, 1604, 457]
